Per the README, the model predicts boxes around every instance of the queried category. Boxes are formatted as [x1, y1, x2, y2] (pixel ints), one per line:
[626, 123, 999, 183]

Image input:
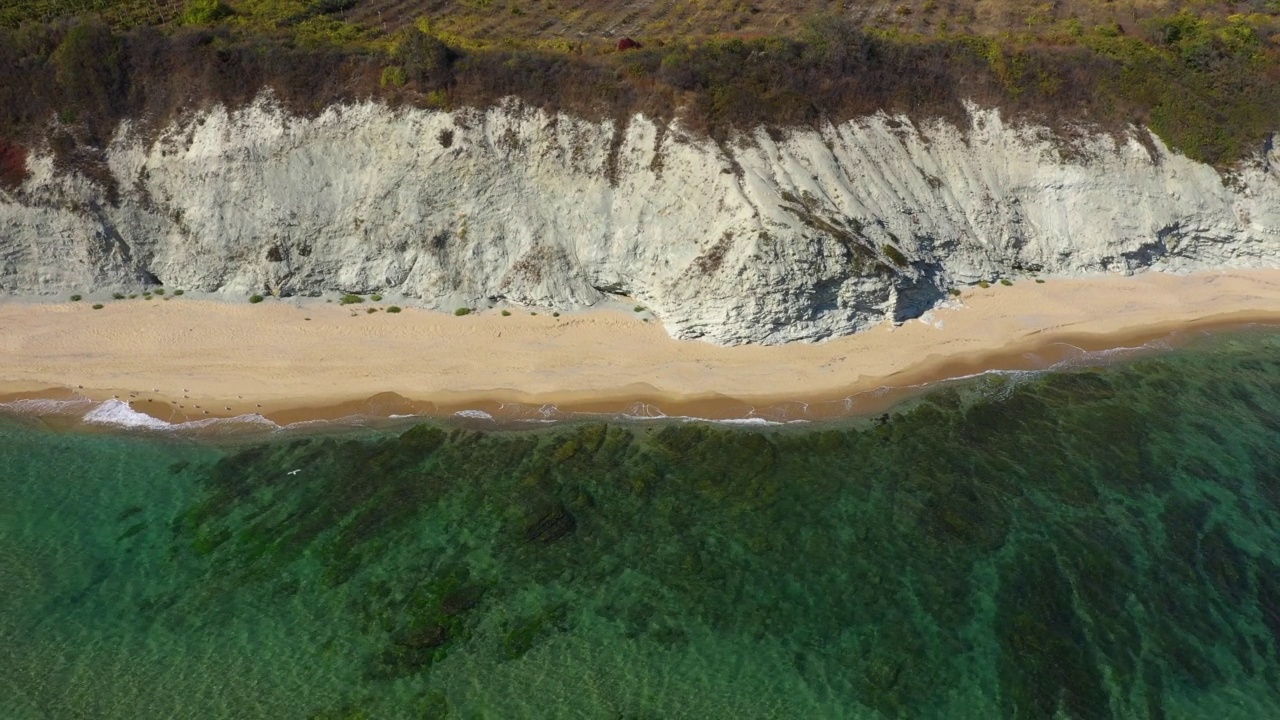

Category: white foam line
[77, 399, 280, 433]
[83, 399, 180, 430]
[713, 417, 783, 426]
[0, 397, 96, 414]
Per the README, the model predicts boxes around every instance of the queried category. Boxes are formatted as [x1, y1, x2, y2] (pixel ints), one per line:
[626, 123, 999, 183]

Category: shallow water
[4, 329, 1280, 718]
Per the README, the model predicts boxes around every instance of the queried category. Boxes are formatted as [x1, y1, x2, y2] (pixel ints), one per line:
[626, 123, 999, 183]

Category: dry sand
[2, 269, 1280, 424]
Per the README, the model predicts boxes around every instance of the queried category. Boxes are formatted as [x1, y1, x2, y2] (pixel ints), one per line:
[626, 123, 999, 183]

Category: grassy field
[6, 0, 1279, 44]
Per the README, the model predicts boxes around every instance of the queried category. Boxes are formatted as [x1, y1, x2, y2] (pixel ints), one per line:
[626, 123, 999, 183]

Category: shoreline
[2, 269, 1280, 431]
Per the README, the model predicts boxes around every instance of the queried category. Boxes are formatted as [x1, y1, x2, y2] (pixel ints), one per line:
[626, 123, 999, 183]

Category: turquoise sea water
[4, 329, 1280, 719]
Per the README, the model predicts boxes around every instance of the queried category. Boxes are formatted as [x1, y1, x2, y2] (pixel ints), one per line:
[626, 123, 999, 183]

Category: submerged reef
[151, 335, 1280, 718]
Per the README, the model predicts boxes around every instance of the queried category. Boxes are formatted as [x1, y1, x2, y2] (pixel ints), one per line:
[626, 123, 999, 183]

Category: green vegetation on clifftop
[0, 0, 1277, 196]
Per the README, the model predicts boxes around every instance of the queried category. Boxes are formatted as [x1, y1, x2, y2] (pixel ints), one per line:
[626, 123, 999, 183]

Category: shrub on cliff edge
[181, 0, 234, 26]
[0, 140, 27, 190]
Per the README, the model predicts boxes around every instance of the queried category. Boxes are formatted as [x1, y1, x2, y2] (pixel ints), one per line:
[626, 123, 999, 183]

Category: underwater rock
[523, 500, 576, 544]
[397, 623, 449, 650]
[440, 584, 486, 616]
[996, 543, 1111, 719]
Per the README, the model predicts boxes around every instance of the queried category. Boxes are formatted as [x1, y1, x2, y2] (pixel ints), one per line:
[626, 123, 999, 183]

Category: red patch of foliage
[0, 140, 28, 191]
[617, 37, 641, 51]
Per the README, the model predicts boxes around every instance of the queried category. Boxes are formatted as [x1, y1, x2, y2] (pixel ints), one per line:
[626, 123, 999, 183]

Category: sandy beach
[2, 268, 1280, 425]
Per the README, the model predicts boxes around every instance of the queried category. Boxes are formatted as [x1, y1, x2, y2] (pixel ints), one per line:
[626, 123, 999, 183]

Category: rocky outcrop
[1, 98, 1277, 344]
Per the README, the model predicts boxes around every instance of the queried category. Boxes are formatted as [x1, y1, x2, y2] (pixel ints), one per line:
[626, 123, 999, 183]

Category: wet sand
[2, 269, 1279, 425]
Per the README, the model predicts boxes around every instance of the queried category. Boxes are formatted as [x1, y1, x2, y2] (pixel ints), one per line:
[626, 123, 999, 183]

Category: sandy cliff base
[2, 269, 1280, 425]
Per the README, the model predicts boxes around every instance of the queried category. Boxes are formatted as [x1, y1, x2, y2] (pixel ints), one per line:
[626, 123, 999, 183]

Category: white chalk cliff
[1, 98, 1277, 344]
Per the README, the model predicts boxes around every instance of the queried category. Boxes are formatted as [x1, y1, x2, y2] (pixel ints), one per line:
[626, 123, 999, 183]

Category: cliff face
[1, 99, 1277, 344]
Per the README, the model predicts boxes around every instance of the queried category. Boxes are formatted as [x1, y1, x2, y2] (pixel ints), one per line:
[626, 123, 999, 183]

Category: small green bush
[112, 292, 125, 300]
[530, 311, 537, 316]
[340, 294, 363, 305]
[249, 294, 264, 303]
[145, 295, 153, 300]
[181, 0, 234, 26]
[947, 288, 961, 297]
[366, 307, 378, 314]
[380, 65, 408, 88]
[882, 244, 909, 268]
[1035, 278, 1046, 284]
[634, 305, 644, 312]
[552, 312, 561, 317]
[371, 294, 382, 302]
[454, 307, 471, 316]
[999, 278, 1013, 286]
[70, 294, 81, 301]
[978, 281, 990, 289]
[387, 306, 402, 313]
[128, 294, 137, 299]
[501, 310, 511, 316]
[154, 288, 164, 295]
[174, 289, 185, 296]
[91, 303, 103, 309]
